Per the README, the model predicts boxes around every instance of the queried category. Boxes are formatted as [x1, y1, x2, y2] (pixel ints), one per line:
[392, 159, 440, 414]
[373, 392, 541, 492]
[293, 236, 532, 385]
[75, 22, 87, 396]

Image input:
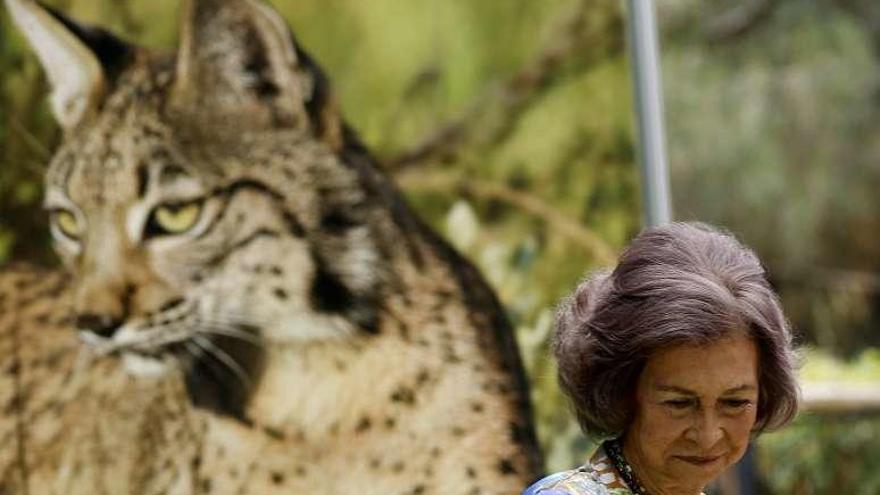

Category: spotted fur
[0, 0, 542, 493]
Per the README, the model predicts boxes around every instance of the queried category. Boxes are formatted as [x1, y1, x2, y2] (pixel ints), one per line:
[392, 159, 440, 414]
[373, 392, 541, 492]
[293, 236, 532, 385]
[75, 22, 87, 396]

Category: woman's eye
[721, 399, 752, 409]
[664, 399, 693, 410]
[52, 209, 81, 240]
[146, 200, 203, 237]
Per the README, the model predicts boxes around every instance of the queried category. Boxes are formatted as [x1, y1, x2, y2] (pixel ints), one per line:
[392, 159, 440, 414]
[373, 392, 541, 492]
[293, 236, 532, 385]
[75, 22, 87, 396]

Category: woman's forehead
[639, 335, 760, 395]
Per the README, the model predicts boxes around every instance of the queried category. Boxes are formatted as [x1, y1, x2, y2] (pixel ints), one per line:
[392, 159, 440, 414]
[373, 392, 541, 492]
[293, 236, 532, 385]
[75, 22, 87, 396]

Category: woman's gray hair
[554, 221, 799, 438]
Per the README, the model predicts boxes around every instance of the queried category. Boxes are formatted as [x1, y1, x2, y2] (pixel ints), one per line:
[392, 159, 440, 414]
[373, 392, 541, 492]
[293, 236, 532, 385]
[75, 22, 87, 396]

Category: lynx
[0, 0, 543, 493]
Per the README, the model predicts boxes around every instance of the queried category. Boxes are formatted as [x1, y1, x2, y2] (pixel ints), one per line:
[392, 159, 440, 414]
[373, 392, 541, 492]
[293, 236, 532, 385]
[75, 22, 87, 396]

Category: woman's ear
[5, 0, 134, 131]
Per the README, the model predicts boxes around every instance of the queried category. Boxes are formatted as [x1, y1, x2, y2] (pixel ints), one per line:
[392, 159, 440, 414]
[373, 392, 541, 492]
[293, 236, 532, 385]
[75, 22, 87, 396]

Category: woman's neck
[616, 438, 705, 495]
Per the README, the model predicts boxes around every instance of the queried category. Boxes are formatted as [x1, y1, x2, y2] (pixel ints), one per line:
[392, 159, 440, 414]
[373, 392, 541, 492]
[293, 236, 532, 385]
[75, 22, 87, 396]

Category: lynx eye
[51, 209, 81, 240]
[146, 200, 203, 237]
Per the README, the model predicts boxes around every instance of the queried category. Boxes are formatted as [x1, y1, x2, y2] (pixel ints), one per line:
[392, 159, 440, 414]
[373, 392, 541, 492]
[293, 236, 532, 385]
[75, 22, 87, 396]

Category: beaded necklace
[602, 438, 650, 495]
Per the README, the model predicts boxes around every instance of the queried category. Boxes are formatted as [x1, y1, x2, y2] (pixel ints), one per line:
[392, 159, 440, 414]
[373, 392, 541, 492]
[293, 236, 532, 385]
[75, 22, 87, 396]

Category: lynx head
[7, 0, 390, 413]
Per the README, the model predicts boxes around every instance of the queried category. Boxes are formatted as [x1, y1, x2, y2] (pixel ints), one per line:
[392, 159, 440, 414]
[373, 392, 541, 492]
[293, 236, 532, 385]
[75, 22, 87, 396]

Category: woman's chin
[668, 454, 730, 481]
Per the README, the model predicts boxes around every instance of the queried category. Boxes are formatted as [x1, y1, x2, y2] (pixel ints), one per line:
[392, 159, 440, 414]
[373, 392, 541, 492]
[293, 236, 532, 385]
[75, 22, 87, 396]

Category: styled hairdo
[554, 221, 799, 438]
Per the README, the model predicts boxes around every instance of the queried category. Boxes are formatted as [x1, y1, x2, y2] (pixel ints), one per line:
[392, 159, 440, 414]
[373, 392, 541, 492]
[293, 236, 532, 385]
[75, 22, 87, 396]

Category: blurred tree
[660, 0, 880, 355]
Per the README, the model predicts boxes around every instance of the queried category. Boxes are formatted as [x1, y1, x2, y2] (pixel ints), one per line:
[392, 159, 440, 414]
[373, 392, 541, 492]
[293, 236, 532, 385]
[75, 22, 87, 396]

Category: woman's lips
[675, 454, 723, 466]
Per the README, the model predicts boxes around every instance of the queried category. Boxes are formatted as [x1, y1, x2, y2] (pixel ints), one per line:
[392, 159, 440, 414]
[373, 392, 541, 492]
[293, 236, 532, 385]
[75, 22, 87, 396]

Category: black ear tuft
[292, 42, 336, 137]
[39, 2, 135, 81]
[7, 0, 139, 128]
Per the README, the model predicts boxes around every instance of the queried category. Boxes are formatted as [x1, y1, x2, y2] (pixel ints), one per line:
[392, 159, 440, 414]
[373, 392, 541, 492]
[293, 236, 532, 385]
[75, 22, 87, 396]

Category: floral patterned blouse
[522, 446, 634, 495]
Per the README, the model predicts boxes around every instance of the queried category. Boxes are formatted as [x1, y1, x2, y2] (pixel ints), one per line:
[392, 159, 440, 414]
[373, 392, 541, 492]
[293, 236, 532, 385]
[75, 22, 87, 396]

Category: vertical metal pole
[627, 0, 672, 227]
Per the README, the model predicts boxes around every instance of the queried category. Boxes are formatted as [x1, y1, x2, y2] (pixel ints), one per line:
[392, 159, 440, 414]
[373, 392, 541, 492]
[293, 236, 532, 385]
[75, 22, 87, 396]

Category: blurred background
[1, 0, 879, 493]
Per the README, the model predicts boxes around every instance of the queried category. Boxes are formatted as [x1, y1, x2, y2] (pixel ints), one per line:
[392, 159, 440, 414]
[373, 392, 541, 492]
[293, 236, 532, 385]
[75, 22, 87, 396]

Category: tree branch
[396, 169, 617, 265]
[383, 0, 624, 170]
[108, 0, 144, 36]
[703, 0, 780, 44]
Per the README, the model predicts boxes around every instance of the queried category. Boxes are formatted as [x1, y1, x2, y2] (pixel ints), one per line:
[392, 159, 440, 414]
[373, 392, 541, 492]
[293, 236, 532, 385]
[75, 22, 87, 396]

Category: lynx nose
[76, 313, 123, 339]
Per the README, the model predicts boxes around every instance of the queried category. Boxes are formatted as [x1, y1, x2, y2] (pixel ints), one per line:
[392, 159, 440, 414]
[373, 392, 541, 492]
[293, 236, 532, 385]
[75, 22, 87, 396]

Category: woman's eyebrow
[653, 384, 758, 395]
[653, 385, 696, 395]
[722, 384, 758, 394]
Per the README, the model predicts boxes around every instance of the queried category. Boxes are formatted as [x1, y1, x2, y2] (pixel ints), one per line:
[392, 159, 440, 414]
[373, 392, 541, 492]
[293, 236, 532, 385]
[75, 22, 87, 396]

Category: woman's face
[622, 334, 760, 493]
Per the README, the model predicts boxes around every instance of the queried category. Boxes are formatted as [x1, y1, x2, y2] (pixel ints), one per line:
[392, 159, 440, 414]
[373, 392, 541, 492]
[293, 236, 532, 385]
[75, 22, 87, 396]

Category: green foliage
[800, 347, 880, 383]
[756, 348, 880, 494]
[662, 0, 880, 355]
[759, 415, 880, 495]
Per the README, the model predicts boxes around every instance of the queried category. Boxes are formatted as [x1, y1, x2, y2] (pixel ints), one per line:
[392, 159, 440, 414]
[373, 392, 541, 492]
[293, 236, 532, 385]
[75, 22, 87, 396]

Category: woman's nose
[684, 410, 725, 448]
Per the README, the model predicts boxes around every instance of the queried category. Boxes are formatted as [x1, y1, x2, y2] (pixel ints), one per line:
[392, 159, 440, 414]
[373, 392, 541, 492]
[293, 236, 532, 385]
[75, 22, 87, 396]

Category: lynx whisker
[191, 335, 253, 389]
[202, 310, 268, 328]
[196, 324, 263, 347]
[184, 340, 204, 360]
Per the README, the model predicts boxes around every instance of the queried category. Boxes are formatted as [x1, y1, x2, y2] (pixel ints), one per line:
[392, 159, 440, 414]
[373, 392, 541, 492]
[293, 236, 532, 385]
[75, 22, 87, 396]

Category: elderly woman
[524, 222, 799, 495]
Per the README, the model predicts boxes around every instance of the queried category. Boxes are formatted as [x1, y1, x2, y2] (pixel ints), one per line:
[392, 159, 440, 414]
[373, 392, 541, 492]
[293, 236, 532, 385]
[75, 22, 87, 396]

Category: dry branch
[396, 169, 617, 265]
[109, 0, 144, 36]
[802, 382, 880, 413]
[384, 0, 624, 170]
[703, 0, 780, 44]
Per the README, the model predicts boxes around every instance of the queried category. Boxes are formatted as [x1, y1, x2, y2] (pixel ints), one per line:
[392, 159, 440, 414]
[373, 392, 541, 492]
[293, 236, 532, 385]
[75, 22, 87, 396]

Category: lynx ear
[171, 0, 312, 129]
[5, 0, 133, 130]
